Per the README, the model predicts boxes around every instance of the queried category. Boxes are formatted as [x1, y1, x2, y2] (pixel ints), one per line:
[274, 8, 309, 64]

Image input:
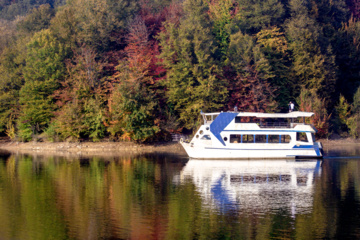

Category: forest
[1, 0, 360, 142]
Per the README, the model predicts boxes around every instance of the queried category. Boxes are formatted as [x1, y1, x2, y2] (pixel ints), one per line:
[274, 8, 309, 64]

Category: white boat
[180, 111, 323, 159]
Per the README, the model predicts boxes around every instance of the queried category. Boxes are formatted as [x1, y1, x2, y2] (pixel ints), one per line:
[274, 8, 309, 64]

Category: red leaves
[117, 4, 172, 85]
[226, 65, 276, 113]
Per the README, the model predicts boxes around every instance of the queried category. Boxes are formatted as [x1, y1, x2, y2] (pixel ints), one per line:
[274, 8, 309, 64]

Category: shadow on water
[323, 144, 360, 158]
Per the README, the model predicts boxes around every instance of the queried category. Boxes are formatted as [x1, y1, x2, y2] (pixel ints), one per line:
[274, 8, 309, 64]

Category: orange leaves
[298, 88, 331, 138]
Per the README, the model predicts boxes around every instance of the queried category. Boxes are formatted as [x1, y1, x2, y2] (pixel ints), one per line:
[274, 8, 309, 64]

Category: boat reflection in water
[175, 159, 322, 215]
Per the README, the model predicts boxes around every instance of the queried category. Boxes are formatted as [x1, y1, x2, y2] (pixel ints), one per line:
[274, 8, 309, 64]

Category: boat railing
[202, 113, 219, 125]
[204, 121, 309, 128]
[201, 112, 312, 128]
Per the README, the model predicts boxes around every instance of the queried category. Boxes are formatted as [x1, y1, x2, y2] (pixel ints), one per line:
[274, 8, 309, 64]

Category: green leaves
[17, 4, 55, 34]
[17, 29, 67, 139]
[233, 0, 285, 34]
[286, 0, 338, 106]
[110, 82, 160, 142]
[24, 29, 67, 83]
[159, 0, 228, 129]
[0, 0, 359, 141]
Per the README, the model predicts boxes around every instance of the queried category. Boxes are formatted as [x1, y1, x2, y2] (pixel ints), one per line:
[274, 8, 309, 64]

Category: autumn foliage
[0, 0, 359, 141]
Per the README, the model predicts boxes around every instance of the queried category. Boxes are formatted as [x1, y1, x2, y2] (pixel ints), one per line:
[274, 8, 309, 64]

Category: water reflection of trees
[0, 154, 359, 239]
[0, 154, 186, 239]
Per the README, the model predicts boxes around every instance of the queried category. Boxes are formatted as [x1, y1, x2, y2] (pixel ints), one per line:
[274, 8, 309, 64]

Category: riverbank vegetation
[1, 0, 360, 142]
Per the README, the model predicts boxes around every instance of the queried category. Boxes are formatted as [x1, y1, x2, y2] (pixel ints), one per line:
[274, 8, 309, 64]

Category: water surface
[0, 149, 359, 239]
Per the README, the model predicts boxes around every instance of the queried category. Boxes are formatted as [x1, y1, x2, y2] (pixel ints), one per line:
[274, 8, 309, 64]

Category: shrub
[17, 121, 33, 142]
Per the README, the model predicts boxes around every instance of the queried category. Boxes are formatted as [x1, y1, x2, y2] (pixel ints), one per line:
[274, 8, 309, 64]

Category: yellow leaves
[336, 94, 351, 125]
[207, 0, 234, 21]
[256, 27, 288, 54]
[5, 114, 15, 139]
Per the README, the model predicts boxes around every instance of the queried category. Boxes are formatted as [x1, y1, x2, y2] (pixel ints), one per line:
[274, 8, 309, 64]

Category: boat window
[235, 117, 241, 123]
[296, 132, 308, 142]
[223, 137, 228, 141]
[243, 134, 254, 143]
[280, 135, 291, 143]
[255, 135, 267, 143]
[201, 135, 211, 140]
[230, 134, 241, 143]
[229, 134, 290, 143]
[268, 135, 279, 143]
[199, 130, 204, 135]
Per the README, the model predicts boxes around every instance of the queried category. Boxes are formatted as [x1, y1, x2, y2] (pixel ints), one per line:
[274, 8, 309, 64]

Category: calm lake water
[0, 147, 359, 240]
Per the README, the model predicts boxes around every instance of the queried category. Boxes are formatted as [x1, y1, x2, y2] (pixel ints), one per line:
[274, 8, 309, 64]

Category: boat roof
[203, 111, 314, 118]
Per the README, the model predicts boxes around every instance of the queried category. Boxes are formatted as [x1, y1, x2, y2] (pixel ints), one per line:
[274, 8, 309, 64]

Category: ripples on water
[0, 149, 359, 239]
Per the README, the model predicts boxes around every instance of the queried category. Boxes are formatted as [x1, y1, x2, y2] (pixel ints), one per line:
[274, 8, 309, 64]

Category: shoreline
[0, 138, 358, 157]
[0, 140, 188, 158]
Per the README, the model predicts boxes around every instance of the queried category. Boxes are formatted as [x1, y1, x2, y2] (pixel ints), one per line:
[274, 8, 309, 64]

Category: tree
[50, 4, 79, 51]
[0, 0, 63, 20]
[297, 87, 331, 138]
[23, 29, 67, 83]
[335, 18, 360, 101]
[0, 36, 28, 135]
[110, 82, 160, 142]
[17, 4, 55, 34]
[232, 0, 285, 34]
[227, 65, 277, 113]
[158, 0, 228, 130]
[0, 17, 23, 54]
[51, 45, 106, 141]
[256, 27, 292, 111]
[307, 0, 348, 32]
[110, 15, 161, 142]
[286, 0, 337, 107]
[334, 94, 351, 136]
[207, 0, 235, 61]
[225, 31, 277, 112]
[51, 0, 139, 52]
[347, 86, 360, 138]
[18, 29, 67, 140]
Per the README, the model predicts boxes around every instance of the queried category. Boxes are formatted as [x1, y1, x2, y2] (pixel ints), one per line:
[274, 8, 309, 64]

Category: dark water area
[0, 148, 359, 239]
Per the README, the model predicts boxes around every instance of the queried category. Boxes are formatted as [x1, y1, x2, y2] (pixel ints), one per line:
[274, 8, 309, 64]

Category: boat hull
[180, 142, 322, 159]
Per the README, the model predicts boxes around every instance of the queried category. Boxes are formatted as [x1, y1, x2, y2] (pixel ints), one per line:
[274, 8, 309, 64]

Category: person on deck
[289, 101, 294, 113]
